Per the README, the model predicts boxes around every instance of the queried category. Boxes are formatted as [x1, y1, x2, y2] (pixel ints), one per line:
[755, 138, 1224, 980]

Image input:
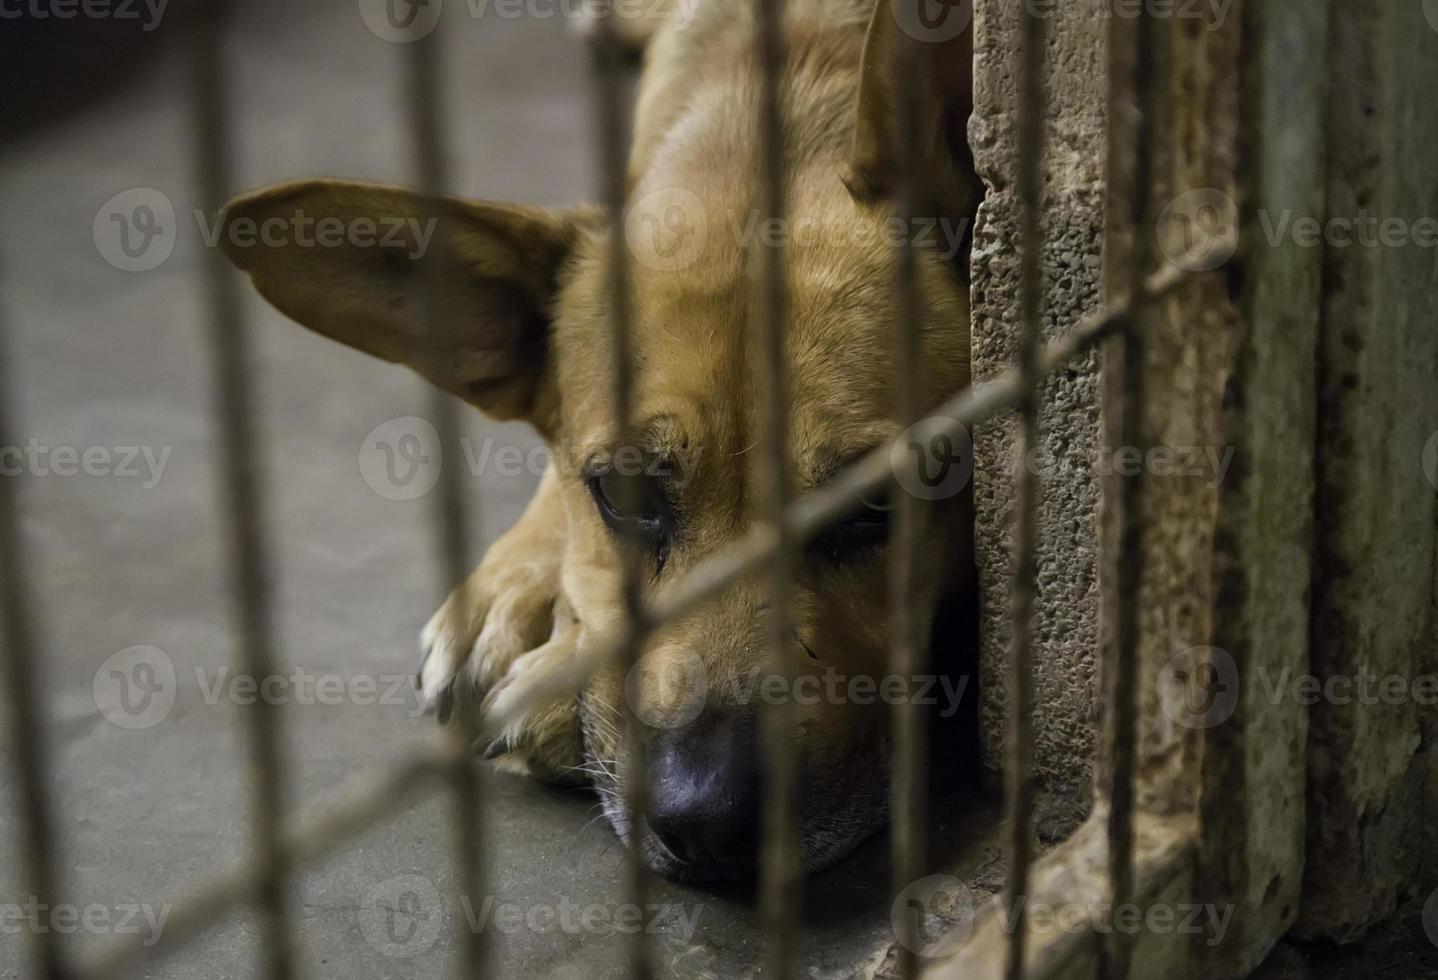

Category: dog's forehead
[571, 278, 895, 470]
[555, 194, 968, 484]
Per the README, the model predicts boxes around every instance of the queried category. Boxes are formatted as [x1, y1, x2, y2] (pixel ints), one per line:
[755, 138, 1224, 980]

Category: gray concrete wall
[1297, 0, 1438, 942]
[967, 0, 1438, 964]
[969, 0, 1108, 821]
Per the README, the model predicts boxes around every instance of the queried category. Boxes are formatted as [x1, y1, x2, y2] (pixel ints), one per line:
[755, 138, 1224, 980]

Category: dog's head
[223, 2, 978, 881]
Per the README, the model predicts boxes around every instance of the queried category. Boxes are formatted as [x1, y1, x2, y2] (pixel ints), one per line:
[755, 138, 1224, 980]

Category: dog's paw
[417, 548, 561, 723]
[480, 622, 586, 784]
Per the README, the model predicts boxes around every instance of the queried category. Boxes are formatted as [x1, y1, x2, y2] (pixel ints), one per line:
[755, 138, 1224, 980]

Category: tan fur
[222, 0, 978, 877]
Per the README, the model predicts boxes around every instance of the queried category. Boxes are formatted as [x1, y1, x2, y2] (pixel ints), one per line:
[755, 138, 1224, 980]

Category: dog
[220, 0, 980, 883]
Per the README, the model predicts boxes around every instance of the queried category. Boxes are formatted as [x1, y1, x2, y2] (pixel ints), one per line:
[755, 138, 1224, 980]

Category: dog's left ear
[847, 0, 977, 218]
[220, 179, 587, 432]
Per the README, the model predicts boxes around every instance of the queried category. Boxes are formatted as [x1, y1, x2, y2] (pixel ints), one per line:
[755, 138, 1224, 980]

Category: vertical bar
[189, 6, 294, 978]
[753, 0, 800, 975]
[888, 6, 929, 977]
[0, 271, 67, 980]
[402, 22, 488, 979]
[1004, 4, 1046, 979]
[1100, 7, 1160, 980]
[586, 7, 651, 978]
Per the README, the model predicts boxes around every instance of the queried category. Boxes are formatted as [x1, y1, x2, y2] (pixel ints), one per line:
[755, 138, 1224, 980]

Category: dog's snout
[648, 712, 761, 878]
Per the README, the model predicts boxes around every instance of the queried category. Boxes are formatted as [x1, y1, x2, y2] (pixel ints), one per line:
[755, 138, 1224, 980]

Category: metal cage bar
[0, 270, 67, 980]
[72, 227, 1224, 980]
[30, 5, 1240, 973]
[478, 243, 1215, 734]
[887, 7, 931, 978]
[753, 0, 803, 974]
[584, 5, 653, 977]
[402, 20, 490, 979]
[189, 7, 295, 978]
[1100, 6, 1162, 979]
[1003, 4, 1047, 979]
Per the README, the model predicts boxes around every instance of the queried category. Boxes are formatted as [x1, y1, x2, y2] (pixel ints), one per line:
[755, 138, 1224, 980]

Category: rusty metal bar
[189, 7, 294, 978]
[402, 18, 490, 979]
[482, 235, 1231, 731]
[72, 225, 1228, 980]
[1100, 6, 1161, 979]
[1004, 4, 1047, 978]
[15, 2, 1228, 977]
[753, 0, 801, 973]
[66, 220, 1224, 980]
[887, 5, 931, 977]
[585, 4, 652, 977]
[0, 274, 67, 980]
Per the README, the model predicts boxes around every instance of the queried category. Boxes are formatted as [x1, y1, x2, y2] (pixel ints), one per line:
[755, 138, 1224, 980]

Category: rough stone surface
[1091, 6, 1320, 975]
[1297, 0, 1438, 942]
[921, 810, 1198, 980]
[1195, 2, 1337, 972]
[968, 0, 1108, 816]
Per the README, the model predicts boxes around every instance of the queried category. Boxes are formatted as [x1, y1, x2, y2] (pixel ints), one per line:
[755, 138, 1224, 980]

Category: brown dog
[221, 0, 979, 882]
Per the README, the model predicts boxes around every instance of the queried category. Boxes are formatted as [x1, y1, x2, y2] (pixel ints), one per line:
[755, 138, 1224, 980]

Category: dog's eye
[587, 469, 672, 547]
[807, 490, 893, 562]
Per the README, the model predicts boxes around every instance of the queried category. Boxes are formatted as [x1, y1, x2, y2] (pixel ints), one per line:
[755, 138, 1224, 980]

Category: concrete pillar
[1296, 0, 1438, 942]
[969, 0, 1109, 826]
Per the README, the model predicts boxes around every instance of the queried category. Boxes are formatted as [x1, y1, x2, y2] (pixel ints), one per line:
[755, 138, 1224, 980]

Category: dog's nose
[647, 712, 762, 877]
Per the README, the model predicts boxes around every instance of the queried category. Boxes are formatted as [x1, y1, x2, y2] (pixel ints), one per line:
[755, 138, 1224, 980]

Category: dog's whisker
[572, 809, 616, 842]
[568, 763, 616, 779]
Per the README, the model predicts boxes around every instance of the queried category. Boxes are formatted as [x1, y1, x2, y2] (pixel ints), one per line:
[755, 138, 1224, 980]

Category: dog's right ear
[220, 179, 588, 432]
[847, 0, 977, 219]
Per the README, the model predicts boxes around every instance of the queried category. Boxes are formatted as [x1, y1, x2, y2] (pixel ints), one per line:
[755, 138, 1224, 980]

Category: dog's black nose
[647, 712, 762, 878]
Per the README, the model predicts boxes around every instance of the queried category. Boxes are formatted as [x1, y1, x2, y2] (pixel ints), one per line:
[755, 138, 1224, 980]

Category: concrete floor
[0, 3, 1003, 976]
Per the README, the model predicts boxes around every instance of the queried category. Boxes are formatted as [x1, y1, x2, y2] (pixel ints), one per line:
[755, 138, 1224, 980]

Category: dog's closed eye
[806, 489, 893, 563]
